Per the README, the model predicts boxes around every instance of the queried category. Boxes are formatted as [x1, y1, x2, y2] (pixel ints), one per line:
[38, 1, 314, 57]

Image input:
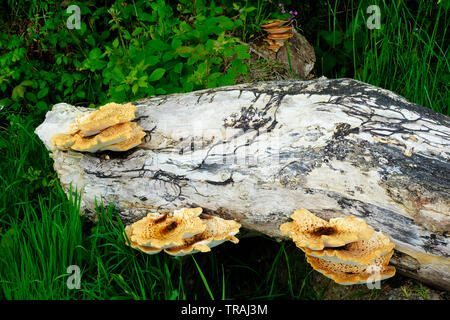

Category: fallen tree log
[35, 77, 450, 290]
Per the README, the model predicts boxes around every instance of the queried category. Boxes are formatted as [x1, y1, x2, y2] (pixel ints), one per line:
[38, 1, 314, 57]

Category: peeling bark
[35, 77, 450, 290]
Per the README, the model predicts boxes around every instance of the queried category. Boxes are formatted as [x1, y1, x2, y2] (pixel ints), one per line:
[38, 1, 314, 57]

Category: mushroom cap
[299, 231, 396, 266]
[267, 33, 294, 40]
[280, 208, 375, 250]
[306, 250, 396, 285]
[99, 123, 146, 152]
[125, 208, 206, 249]
[263, 26, 293, 34]
[260, 19, 289, 28]
[75, 102, 137, 137]
[164, 215, 241, 256]
[70, 122, 138, 152]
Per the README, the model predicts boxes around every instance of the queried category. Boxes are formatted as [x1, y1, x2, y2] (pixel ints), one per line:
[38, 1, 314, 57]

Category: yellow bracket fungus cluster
[260, 19, 293, 52]
[50, 102, 146, 152]
[124, 208, 241, 256]
[280, 208, 396, 285]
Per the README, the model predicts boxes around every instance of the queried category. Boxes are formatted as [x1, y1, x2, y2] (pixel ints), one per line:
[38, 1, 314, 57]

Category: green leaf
[37, 87, 49, 99]
[132, 83, 139, 95]
[235, 45, 250, 59]
[138, 76, 148, 88]
[20, 80, 33, 87]
[171, 38, 182, 49]
[36, 101, 47, 110]
[174, 62, 183, 74]
[149, 68, 166, 82]
[145, 55, 160, 66]
[89, 48, 102, 60]
[11, 85, 24, 100]
[175, 46, 196, 57]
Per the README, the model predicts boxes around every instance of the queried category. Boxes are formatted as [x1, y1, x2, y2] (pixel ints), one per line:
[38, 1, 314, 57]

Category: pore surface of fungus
[300, 231, 396, 266]
[164, 215, 241, 256]
[306, 251, 396, 285]
[125, 208, 206, 249]
[280, 208, 374, 250]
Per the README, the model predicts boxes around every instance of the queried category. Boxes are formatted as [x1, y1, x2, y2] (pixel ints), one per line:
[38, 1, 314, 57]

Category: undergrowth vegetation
[0, 0, 448, 299]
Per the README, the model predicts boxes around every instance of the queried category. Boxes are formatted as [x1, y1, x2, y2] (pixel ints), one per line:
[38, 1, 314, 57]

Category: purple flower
[415, 27, 419, 31]
[294, 11, 298, 15]
[281, 9, 286, 13]
[289, 10, 293, 14]
[279, 3, 283, 6]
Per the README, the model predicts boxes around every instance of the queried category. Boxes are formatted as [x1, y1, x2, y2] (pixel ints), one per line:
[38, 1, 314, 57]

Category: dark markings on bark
[205, 174, 234, 186]
[84, 169, 122, 179]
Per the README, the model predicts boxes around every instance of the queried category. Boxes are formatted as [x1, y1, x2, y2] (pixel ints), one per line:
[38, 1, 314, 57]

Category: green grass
[0, 0, 448, 300]
[312, 0, 449, 115]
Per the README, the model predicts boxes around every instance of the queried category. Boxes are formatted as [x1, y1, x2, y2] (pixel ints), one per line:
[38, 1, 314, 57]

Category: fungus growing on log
[260, 19, 293, 52]
[280, 208, 375, 250]
[50, 102, 145, 152]
[50, 133, 76, 149]
[164, 215, 241, 256]
[306, 251, 396, 285]
[75, 102, 137, 137]
[99, 123, 147, 152]
[124, 208, 206, 250]
[282, 209, 396, 285]
[299, 231, 396, 266]
[123, 208, 241, 256]
[259, 19, 289, 28]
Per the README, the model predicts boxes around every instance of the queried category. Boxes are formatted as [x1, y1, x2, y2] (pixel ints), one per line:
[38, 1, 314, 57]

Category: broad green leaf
[11, 85, 24, 100]
[37, 87, 49, 99]
[234, 45, 250, 59]
[149, 68, 166, 82]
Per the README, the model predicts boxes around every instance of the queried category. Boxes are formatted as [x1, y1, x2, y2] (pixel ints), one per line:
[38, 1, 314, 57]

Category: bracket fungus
[260, 19, 293, 52]
[281, 208, 396, 285]
[124, 208, 241, 256]
[299, 231, 396, 266]
[124, 208, 206, 250]
[74, 102, 137, 137]
[164, 214, 241, 256]
[306, 251, 396, 285]
[280, 208, 375, 250]
[50, 102, 145, 153]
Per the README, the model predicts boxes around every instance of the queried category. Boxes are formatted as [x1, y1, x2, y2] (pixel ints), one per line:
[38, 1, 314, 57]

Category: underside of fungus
[281, 208, 396, 285]
[124, 208, 241, 256]
[306, 251, 396, 285]
[50, 102, 146, 153]
[280, 208, 375, 250]
[299, 231, 395, 266]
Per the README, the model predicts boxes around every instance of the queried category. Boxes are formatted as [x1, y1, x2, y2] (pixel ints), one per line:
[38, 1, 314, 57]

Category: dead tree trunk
[35, 78, 450, 290]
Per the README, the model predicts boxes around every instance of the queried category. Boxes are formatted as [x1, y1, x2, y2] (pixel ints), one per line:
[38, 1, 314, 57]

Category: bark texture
[35, 78, 450, 290]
